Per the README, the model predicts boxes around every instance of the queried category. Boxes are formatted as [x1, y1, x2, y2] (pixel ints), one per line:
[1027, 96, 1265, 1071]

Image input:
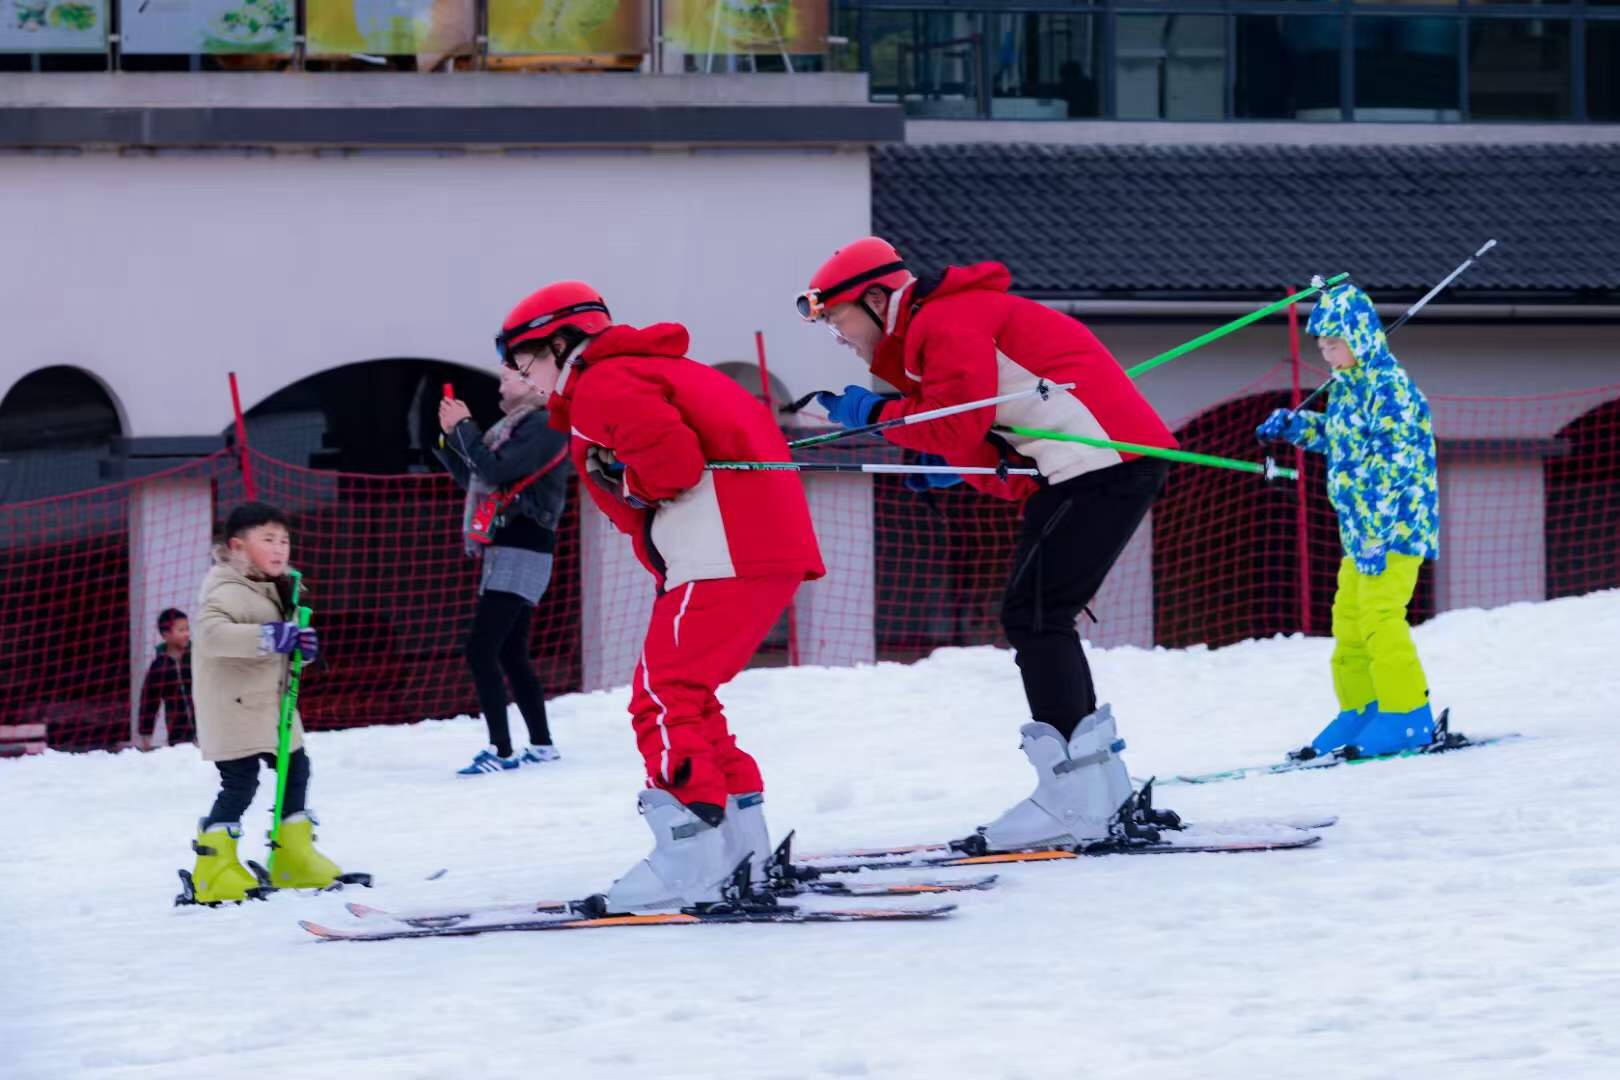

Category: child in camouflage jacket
[1258, 283, 1441, 759]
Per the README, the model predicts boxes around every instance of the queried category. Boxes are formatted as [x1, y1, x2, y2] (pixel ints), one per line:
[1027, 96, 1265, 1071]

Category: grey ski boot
[720, 792, 770, 894]
[603, 789, 730, 913]
[978, 704, 1136, 852]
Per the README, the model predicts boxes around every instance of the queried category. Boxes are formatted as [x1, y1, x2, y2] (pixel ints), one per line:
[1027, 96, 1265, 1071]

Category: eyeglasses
[494, 301, 610, 367]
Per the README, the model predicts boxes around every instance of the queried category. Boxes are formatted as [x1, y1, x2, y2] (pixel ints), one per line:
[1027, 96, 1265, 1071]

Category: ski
[1163, 725, 1521, 787]
[344, 873, 998, 930]
[302, 901, 956, 942]
[777, 831, 1320, 877]
[801, 814, 1337, 863]
[767, 798, 1320, 882]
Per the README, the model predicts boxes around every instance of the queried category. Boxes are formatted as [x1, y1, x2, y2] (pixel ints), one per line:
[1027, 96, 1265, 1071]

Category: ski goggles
[494, 301, 610, 368]
[794, 260, 907, 322]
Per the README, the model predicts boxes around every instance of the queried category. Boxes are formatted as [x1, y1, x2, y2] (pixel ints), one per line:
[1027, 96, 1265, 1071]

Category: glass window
[1353, 16, 1460, 120]
[1589, 21, 1620, 121]
[862, 9, 984, 118]
[989, 12, 1103, 120]
[1468, 17, 1571, 119]
[1116, 14, 1227, 121]
[1235, 15, 1342, 120]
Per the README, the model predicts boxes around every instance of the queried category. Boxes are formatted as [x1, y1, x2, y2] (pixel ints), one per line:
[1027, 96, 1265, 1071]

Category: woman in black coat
[436, 361, 572, 775]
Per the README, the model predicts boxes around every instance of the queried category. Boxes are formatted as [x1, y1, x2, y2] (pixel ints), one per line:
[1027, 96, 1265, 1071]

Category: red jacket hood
[872, 262, 1012, 387]
[549, 322, 691, 430]
[585, 322, 691, 362]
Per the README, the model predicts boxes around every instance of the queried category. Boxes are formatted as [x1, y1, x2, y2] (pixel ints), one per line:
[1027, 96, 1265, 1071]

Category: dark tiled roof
[872, 143, 1620, 300]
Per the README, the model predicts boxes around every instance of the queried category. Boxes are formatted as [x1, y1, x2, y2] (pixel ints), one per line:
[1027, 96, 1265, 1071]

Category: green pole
[995, 425, 1296, 481]
[267, 571, 309, 876]
[1123, 272, 1350, 380]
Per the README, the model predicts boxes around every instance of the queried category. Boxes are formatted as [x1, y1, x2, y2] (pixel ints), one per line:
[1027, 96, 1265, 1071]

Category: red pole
[755, 331, 801, 667]
[228, 371, 256, 499]
[1287, 294, 1311, 635]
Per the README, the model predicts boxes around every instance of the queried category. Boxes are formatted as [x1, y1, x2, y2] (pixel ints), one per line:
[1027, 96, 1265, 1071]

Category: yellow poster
[663, 0, 825, 56]
[306, 0, 474, 57]
[487, 0, 648, 56]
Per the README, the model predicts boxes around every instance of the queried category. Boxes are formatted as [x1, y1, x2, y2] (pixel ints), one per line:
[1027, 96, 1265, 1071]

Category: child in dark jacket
[137, 607, 195, 749]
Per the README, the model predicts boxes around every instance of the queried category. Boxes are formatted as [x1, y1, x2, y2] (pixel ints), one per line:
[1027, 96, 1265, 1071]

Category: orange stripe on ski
[944, 850, 1078, 865]
[565, 913, 702, 927]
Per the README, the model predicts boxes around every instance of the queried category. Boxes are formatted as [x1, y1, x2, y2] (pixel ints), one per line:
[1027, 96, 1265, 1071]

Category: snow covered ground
[5, 591, 1620, 1080]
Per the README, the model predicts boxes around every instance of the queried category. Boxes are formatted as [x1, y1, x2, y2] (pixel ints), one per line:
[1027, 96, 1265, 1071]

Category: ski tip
[299, 920, 344, 940]
[426, 868, 448, 881]
[345, 901, 383, 919]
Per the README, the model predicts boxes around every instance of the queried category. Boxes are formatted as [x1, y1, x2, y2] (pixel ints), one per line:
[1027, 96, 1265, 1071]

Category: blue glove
[264, 622, 319, 663]
[904, 453, 963, 493]
[816, 385, 885, 430]
[1353, 543, 1387, 577]
[1255, 408, 1304, 444]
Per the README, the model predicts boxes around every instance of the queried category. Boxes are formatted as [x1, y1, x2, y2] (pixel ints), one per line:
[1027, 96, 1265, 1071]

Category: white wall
[0, 149, 873, 435]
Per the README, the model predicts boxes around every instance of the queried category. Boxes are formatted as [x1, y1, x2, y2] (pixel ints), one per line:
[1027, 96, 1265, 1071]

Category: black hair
[545, 325, 592, 366]
[157, 608, 187, 633]
[224, 501, 290, 541]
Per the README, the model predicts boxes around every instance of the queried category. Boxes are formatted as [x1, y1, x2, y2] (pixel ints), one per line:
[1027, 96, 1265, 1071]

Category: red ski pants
[629, 574, 801, 811]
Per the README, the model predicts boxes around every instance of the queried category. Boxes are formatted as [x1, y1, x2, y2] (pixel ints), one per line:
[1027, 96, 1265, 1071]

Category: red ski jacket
[550, 323, 825, 592]
[869, 263, 1177, 501]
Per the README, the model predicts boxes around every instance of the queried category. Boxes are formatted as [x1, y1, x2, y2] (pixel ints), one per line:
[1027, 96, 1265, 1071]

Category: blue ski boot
[1347, 703, 1436, 758]
[1288, 702, 1376, 761]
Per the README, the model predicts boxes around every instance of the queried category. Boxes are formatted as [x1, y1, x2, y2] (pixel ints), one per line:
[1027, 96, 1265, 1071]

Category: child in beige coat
[182, 502, 349, 905]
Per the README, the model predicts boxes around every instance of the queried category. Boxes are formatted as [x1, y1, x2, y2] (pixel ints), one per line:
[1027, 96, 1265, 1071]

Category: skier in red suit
[494, 280, 824, 911]
[797, 237, 1181, 852]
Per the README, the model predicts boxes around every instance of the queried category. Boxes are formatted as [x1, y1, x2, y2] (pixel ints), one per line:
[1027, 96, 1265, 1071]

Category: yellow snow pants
[1330, 554, 1429, 714]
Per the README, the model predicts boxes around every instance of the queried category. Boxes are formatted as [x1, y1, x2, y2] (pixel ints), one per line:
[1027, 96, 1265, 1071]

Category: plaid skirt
[479, 546, 554, 605]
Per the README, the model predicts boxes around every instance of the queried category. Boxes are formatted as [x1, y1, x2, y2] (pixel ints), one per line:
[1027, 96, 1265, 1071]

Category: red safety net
[0, 450, 582, 755]
[4, 380, 1618, 754]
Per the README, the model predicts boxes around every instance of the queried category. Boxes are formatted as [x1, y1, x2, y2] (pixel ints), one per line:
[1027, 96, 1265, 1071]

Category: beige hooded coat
[191, 548, 305, 763]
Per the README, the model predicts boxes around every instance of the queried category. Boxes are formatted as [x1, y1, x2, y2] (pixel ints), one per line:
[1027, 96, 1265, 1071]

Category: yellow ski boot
[177, 821, 265, 906]
[269, 811, 369, 891]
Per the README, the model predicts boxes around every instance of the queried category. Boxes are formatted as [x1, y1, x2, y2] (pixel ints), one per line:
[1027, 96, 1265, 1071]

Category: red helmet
[797, 237, 910, 321]
[496, 280, 612, 367]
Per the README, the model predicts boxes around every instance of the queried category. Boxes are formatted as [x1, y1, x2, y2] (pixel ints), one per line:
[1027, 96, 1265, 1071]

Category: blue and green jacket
[1287, 285, 1440, 569]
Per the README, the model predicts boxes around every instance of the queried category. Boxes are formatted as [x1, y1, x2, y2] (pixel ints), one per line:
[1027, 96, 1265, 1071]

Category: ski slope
[4, 591, 1619, 1079]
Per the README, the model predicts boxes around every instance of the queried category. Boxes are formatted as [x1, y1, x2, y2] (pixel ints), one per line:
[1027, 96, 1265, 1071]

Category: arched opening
[0, 366, 130, 750]
[1153, 390, 1435, 648]
[1546, 396, 1620, 599]
[711, 361, 795, 417]
[230, 358, 501, 475]
[0, 365, 125, 502]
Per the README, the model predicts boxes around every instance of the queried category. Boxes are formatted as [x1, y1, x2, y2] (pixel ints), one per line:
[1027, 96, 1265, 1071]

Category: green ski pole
[1124, 272, 1350, 380]
[993, 425, 1297, 481]
[267, 571, 310, 877]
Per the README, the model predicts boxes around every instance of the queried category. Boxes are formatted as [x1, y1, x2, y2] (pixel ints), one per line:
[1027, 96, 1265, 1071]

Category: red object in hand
[443, 382, 455, 399]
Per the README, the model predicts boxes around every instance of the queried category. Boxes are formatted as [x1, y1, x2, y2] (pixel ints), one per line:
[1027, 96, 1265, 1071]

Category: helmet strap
[858, 287, 891, 331]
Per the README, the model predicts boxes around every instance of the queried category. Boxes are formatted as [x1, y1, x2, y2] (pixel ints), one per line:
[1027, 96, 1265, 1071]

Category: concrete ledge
[0, 104, 903, 149]
[0, 73, 903, 149]
[1, 72, 876, 108]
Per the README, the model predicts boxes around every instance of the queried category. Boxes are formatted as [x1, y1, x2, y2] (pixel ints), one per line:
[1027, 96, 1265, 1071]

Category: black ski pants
[1001, 458, 1169, 741]
[206, 748, 308, 828]
[466, 589, 552, 758]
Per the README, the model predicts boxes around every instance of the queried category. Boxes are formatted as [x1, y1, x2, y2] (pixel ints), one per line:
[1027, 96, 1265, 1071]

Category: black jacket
[436, 409, 572, 552]
[138, 647, 195, 742]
